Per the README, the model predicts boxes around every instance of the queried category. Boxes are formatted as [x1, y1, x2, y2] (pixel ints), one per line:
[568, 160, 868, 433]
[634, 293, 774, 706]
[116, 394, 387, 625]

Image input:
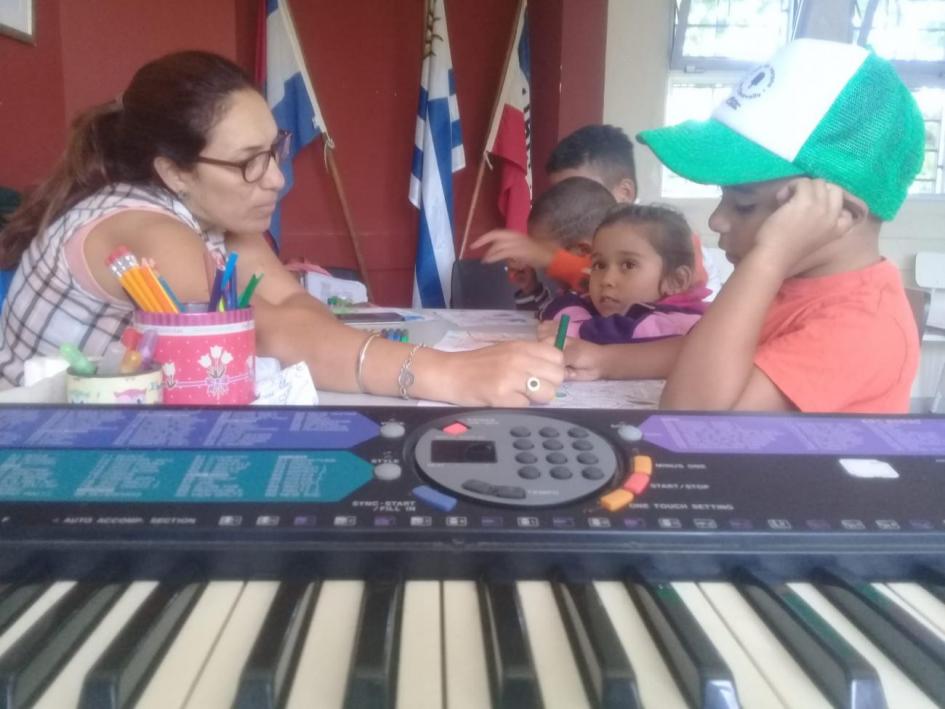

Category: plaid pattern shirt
[0, 183, 226, 388]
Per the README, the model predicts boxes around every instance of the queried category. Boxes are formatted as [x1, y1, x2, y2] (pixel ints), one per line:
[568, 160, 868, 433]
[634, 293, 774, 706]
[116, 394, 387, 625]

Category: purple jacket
[540, 287, 710, 344]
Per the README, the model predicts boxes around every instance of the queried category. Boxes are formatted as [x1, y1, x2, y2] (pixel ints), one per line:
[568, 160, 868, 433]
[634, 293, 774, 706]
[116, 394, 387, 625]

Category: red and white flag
[484, 1, 531, 233]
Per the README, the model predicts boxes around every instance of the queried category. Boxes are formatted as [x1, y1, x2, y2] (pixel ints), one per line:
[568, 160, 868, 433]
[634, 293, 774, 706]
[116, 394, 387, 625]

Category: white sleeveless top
[0, 183, 227, 387]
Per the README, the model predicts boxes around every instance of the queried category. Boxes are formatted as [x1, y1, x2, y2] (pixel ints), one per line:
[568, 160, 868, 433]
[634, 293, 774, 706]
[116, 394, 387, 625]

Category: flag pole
[458, 0, 526, 259]
[280, 0, 374, 301]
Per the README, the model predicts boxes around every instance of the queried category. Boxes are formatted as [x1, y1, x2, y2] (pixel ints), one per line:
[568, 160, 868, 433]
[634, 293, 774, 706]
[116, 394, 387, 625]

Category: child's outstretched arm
[660, 178, 854, 410]
[471, 229, 557, 269]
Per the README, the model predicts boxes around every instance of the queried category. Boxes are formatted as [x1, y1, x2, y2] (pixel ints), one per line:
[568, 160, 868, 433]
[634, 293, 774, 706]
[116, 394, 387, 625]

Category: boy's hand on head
[471, 229, 557, 269]
[754, 178, 855, 278]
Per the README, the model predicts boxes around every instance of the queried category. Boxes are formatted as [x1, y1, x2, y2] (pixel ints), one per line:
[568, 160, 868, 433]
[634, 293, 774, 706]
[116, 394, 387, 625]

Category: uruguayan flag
[409, 0, 465, 308]
[264, 0, 328, 246]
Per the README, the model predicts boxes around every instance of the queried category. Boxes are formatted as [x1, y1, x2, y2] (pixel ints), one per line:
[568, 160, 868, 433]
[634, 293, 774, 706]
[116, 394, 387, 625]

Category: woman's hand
[442, 340, 565, 406]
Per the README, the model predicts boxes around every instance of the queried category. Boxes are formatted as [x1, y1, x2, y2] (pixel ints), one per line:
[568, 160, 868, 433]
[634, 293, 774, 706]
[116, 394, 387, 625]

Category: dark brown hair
[545, 124, 637, 192]
[0, 51, 255, 269]
[596, 203, 694, 276]
[527, 176, 616, 248]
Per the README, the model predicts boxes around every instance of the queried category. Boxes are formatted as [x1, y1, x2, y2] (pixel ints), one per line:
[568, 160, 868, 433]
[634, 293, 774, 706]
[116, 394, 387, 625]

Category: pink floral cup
[134, 308, 256, 405]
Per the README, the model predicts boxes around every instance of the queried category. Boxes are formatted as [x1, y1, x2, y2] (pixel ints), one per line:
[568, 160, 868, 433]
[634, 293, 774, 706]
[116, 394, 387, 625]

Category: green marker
[60, 343, 96, 376]
[237, 273, 263, 308]
[555, 314, 570, 350]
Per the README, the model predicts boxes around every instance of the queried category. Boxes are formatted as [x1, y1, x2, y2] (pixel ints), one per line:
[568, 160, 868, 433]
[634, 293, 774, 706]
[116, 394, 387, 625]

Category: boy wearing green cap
[563, 38, 923, 413]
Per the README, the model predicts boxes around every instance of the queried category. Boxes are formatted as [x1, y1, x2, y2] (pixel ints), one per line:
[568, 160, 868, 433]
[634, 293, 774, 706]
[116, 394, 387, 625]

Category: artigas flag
[409, 0, 465, 308]
[259, 0, 329, 246]
[484, 1, 531, 233]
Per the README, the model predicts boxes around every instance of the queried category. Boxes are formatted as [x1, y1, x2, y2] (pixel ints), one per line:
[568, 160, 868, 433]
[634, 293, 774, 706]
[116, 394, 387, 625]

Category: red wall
[0, 0, 606, 305]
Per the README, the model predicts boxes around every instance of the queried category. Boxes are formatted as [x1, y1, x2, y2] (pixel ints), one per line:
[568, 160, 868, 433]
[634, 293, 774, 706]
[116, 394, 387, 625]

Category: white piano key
[180, 580, 277, 709]
[396, 580, 442, 709]
[33, 580, 157, 709]
[286, 579, 364, 709]
[135, 580, 245, 709]
[592, 580, 688, 709]
[673, 582, 786, 709]
[517, 581, 591, 709]
[0, 581, 75, 659]
[789, 582, 938, 708]
[442, 580, 491, 709]
[881, 583, 945, 640]
[699, 582, 830, 709]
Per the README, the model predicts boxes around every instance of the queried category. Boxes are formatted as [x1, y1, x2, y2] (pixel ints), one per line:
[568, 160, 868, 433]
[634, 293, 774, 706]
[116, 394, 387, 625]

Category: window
[663, 0, 945, 198]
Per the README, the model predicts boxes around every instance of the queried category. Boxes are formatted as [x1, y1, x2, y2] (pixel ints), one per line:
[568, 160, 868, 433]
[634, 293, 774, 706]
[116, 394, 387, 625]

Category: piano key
[916, 567, 945, 607]
[592, 581, 688, 708]
[671, 583, 787, 709]
[517, 581, 591, 709]
[137, 580, 245, 709]
[286, 580, 364, 709]
[550, 579, 638, 708]
[344, 578, 404, 708]
[815, 568, 945, 701]
[186, 581, 279, 709]
[733, 569, 884, 708]
[626, 574, 739, 709]
[442, 580, 491, 709]
[233, 580, 319, 709]
[396, 580, 442, 709]
[80, 577, 205, 709]
[0, 563, 50, 636]
[698, 581, 831, 709]
[789, 582, 938, 708]
[33, 581, 157, 709]
[885, 583, 945, 638]
[0, 578, 126, 709]
[0, 581, 75, 659]
[477, 578, 540, 709]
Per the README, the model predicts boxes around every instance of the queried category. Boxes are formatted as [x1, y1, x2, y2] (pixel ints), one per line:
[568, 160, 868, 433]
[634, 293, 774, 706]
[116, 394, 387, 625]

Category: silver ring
[526, 376, 541, 393]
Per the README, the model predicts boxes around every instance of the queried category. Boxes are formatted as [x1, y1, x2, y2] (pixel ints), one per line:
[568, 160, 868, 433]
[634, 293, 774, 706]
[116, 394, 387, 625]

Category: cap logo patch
[726, 65, 775, 110]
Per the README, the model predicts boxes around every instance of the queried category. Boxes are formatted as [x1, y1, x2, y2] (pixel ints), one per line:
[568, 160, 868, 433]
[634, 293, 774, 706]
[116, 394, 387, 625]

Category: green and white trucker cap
[638, 39, 925, 220]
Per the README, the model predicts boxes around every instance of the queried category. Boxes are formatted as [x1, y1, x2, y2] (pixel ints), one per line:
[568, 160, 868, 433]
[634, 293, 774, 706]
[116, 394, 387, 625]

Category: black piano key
[0, 579, 125, 709]
[0, 562, 49, 636]
[477, 579, 540, 709]
[917, 566, 945, 607]
[79, 578, 205, 709]
[552, 579, 641, 709]
[344, 578, 403, 709]
[234, 580, 320, 709]
[734, 568, 886, 709]
[625, 574, 740, 709]
[815, 568, 945, 701]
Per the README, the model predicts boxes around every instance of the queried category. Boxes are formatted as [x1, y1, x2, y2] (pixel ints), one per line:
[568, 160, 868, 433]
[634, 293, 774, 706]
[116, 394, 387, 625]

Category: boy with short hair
[508, 177, 615, 310]
[564, 39, 923, 414]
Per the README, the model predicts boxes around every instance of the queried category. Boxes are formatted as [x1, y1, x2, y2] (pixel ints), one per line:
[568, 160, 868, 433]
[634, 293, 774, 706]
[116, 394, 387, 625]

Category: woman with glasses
[0, 51, 563, 404]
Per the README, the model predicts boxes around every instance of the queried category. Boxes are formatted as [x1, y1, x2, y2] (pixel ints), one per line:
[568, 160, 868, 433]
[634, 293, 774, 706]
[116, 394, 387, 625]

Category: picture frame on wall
[0, 0, 34, 44]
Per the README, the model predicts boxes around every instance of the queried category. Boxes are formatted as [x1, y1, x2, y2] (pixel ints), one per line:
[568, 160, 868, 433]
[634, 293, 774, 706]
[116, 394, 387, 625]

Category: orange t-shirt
[546, 233, 709, 292]
[754, 259, 918, 413]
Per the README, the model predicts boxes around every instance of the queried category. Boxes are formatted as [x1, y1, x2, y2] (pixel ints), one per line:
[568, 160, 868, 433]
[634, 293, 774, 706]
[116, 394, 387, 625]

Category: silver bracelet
[397, 344, 425, 400]
[355, 333, 381, 393]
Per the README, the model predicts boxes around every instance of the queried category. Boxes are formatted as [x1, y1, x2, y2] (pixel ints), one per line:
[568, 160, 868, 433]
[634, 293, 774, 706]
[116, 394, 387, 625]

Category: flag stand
[458, 0, 526, 259]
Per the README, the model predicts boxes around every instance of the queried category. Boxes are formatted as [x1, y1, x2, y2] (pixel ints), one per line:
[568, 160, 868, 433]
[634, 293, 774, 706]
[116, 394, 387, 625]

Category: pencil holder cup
[66, 365, 164, 405]
[134, 308, 256, 405]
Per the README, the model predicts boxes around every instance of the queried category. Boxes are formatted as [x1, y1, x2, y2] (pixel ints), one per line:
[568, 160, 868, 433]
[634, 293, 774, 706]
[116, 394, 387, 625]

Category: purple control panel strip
[638, 415, 945, 456]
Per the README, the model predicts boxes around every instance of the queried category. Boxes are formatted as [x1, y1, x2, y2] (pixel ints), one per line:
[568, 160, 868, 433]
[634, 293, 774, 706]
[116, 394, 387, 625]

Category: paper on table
[433, 309, 536, 328]
[545, 379, 663, 409]
[252, 361, 319, 406]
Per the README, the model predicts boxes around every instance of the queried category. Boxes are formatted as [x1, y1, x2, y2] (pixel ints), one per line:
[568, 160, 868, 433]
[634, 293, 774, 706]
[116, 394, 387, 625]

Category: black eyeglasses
[194, 129, 292, 183]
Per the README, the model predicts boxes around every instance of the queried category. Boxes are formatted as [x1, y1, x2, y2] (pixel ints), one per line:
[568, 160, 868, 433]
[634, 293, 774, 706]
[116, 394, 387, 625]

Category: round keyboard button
[582, 467, 605, 480]
[538, 427, 560, 438]
[572, 440, 593, 451]
[518, 466, 541, 480]
[515, 452, 538, 464]
[542, 439, 564, 450]
[577, 452, 599, 465]
[379, 422, 406, 439]
[510, 426, 532, 437]
[374, 462, 402, 481]
[617, 425, 644, 442]
[568, 427, 589, 438]
[550, 466, 573, 480]
[513, 439, 535, 450]
[546, 452, 568, 465]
